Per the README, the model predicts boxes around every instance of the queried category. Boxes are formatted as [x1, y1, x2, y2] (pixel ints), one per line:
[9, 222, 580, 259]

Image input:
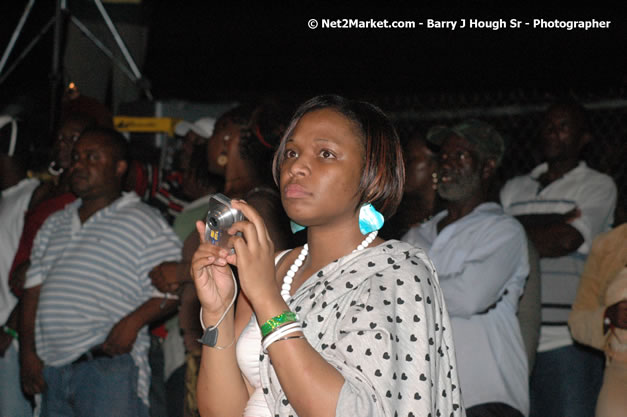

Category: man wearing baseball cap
[403, 119, 530, 417]
[174, 117, 215, 140]
[173, 117, 216, 173]
[149, 117, 217, 224]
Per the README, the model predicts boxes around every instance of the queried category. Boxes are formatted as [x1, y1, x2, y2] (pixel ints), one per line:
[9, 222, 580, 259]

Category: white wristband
[262, 323, 302, 352]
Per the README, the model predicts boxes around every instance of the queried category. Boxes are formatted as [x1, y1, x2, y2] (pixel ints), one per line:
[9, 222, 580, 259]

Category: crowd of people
[0, 90, 624, 417]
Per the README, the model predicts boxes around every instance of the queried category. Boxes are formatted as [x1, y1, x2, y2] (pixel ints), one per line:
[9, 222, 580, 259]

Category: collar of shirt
[530, 160, 588, 182]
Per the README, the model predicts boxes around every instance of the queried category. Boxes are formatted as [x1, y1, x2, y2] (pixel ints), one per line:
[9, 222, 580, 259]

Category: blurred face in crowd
[437, 134, 482, 202]
[206, 116, 242, 176]
[55, 119, 86, 170]
[177, 131, 206, 170]
[540, 105, 589, 162]
[70, 132, 125, 200]
[279, 108, 363, 229]
[404, 134, 437, 196]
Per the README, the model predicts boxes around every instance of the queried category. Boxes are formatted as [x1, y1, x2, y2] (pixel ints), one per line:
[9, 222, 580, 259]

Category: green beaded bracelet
[2, 325, 18, 340]
[260, 311, 298, 338]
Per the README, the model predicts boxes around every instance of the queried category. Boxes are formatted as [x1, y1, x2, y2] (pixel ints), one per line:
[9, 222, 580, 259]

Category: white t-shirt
[0, 178, 39, 323]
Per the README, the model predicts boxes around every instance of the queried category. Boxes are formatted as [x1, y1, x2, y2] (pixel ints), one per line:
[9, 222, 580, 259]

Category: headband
[254, 124, 273, 149]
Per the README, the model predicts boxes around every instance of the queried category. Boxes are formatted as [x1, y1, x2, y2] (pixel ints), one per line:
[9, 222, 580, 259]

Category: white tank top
[237, 315, 270, 417]
[236, 250, 290, 417]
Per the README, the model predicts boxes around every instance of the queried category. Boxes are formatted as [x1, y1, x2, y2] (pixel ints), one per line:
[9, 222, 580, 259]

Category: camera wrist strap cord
[198, 269, 238, 349]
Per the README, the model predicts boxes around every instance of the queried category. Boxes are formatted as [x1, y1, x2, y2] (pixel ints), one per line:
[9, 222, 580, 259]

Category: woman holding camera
[190, 95, 463, 417]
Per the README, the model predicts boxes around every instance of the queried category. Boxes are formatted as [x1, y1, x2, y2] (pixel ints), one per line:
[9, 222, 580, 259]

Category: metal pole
[0, 0, 36, 75]
[49, 0, 65, 132]
[93, 0, 152, 99]
[0, 17, 55, 86]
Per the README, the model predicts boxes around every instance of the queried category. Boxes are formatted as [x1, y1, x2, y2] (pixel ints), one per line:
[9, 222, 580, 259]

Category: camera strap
[198, 269, 238, 348]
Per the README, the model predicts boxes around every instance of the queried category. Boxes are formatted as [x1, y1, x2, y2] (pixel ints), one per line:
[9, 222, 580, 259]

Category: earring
[431, 172, 438, 190]
[217, 151, 228, 167]
[48, 160, 64, 176]
[358, 203, 384, 235]
[217, 135, 230, 167]
[290, 220, 306, 234]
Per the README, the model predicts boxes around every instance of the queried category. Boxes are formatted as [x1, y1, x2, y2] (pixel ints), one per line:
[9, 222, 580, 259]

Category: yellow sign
[114, 116, 181, 136]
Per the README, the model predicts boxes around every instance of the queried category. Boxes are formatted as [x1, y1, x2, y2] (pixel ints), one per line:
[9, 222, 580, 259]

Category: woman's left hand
[225, 200, 279, 305]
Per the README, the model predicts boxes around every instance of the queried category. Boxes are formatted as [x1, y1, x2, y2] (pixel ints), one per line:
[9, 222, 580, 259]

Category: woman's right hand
[191, 220, 237, 317]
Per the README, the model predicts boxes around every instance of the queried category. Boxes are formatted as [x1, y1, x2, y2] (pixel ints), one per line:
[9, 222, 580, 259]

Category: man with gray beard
[403, 120, 530, 417]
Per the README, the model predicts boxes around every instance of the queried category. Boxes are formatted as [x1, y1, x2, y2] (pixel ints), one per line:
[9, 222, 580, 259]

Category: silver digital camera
[204, 193, 245, 250]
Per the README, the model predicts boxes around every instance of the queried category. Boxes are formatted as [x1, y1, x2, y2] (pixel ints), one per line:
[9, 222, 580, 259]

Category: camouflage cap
[426, 119, 505, 166]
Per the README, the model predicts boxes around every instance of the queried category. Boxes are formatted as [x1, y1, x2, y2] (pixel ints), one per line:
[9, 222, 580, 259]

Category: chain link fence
[365, 87, 627, 225]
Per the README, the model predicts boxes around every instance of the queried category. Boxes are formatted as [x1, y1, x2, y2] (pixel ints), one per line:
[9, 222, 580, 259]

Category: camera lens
[208, 217, 218, 228]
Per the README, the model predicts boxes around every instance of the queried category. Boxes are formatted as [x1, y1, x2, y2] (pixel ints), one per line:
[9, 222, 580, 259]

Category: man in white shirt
[404, 119, 529, 417]
[0, 115, 39, 416]
[500, 98, 617, 417]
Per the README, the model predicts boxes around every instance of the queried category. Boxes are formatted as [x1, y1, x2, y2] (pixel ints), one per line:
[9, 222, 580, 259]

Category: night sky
[142, 4, 627, 99]
[1, 3, 626, 108]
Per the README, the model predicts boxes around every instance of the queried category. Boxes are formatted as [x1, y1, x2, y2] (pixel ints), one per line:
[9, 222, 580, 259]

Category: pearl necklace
[280, 231, 378, 301]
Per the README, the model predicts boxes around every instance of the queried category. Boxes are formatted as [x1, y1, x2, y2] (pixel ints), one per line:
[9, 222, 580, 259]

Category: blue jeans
[41, 353, 148, 417]
[530, 343, 604, 417]
[165, 364, 186, 417]
[0, 340, 33, 416]
[149, 335, 167, 417]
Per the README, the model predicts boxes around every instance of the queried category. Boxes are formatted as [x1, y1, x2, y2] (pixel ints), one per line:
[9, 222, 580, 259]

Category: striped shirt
[25, 192, 182, 406]
[149, 171, 189, 224]
[500, 161, 616, 351]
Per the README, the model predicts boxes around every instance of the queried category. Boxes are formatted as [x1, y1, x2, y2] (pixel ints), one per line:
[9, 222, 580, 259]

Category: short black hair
[545, 97, 591, 134]
[221, 103, 257, 128]
[239, 100, 292, 184]
[78, 126, 129, 162]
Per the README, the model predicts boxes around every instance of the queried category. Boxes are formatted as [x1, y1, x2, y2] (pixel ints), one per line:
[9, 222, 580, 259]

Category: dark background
[1, 2, 626, 107]
[1, 2, 626, 222]
[146, 4, 627, 99]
